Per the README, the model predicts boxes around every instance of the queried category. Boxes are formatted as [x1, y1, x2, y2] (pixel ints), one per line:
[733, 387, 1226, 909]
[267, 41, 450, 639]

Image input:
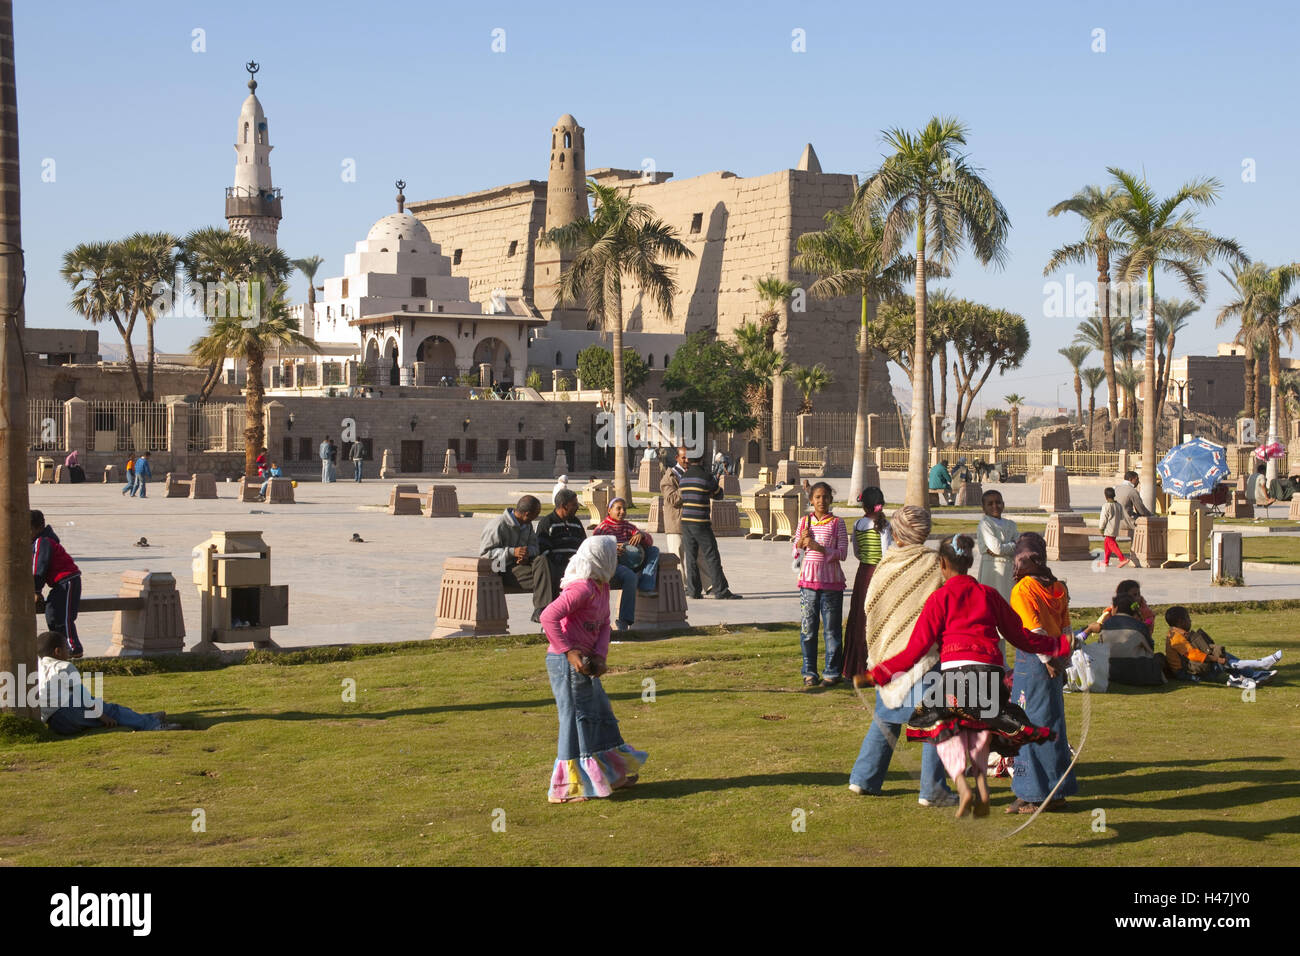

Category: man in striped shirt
[537, 489, 586, 599]
[678, 448, 741, 601]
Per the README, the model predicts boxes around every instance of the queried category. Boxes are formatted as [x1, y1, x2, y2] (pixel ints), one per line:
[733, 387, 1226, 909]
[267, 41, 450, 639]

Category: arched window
[558, 153, 564, 166]
[664, 352, 672, 367]
[648, 354, 655, 368]
[563, 132, 571, 149]
[552, 135, 555, 148]
[243, 122, 249, 143]
[555, 351, 562, 366]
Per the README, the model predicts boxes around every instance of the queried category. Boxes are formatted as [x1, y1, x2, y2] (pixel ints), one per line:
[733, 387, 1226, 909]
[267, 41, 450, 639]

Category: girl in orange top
[1006, 532, 1078, 814]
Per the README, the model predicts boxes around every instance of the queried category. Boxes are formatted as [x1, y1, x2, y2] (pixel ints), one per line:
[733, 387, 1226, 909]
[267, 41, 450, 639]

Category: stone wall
[30, 362, 240, 403]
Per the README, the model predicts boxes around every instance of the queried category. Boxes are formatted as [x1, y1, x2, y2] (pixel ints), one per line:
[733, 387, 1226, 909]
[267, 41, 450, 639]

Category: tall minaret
[226, 61, 282, 247]
[536, 113, 589, 329]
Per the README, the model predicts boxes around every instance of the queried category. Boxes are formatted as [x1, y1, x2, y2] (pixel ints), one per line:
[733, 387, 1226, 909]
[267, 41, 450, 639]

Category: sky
[15, 0, 1300, 412]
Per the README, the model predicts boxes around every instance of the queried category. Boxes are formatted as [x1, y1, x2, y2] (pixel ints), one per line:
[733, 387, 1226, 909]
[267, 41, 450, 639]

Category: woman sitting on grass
[868, 535, 1072, 818]
[540, 535, 648, 804]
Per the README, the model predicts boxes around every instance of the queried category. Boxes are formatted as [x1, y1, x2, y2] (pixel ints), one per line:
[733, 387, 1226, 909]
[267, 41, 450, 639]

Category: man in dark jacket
[678, 449, 740, 601]
[537, 489, 586, 598]
[480, 496, 552, 623]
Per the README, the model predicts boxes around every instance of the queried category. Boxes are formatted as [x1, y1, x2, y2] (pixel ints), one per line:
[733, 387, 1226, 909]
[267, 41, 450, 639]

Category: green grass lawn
[1243, 536, 1300, 565]
[2, 607, 1297, 866]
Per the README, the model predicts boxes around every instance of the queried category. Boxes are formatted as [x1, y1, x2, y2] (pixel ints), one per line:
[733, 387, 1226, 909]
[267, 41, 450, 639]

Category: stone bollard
[425, 485, 461, 517]
[554, 448, 570, 478]
[266, 477, 296, 504]
[164, 473, 190, 498]
[1039, 465, 1071, 513]
[237, 477, 261, 502]
[710, 499, 744, 537]
[190, 473, 218, 499]
[106, 571, 186, 657]
[637, 458, 661, 493]
[387, 484, 422, 515]
[1044, 512, 1091, 561]
[646, 495, 666, 533]
[442, 448, 458, 476]
[955, 480, 984, 507]
[380, 448, 396, 478]
[774, 459, 800, 485]
[1130, 516, 1168, 568]
[633, 553, 688, 630]
[54, 465, 70, 484]
[431, 557, 508, 639]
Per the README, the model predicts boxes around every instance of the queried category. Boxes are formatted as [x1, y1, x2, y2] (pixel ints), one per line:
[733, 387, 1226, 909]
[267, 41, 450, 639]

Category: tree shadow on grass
[1031, 813, 1300, 850]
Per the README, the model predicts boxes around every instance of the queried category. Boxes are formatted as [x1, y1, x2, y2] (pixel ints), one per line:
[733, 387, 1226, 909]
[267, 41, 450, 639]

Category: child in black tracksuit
[31, 510, 83, 658]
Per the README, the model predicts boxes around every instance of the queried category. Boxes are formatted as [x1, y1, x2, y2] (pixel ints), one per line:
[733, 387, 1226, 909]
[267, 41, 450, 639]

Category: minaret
[536, 113, 589, 329]
[226, 61, 283, 247]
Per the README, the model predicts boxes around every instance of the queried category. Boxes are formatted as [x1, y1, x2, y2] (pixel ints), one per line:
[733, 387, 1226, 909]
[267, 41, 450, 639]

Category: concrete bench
[165, 473, 194, 497]
[1044, 513, 1097, 561]
[35, 571, 185, 656]
[388, 484, 460, 517]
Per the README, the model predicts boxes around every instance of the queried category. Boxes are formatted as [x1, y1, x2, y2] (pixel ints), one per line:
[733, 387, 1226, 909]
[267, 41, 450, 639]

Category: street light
[1171, 378, 1188, 445]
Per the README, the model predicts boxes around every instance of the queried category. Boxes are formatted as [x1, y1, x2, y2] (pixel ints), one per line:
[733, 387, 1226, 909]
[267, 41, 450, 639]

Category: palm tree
[1003, 393, 1025, 446]
[793, 204, 919, 501]
[181, 227, 262, 400]
[1081, 367, 1106, 450]
[753, 276, 799, 453]
[0, 0, 37, 717]
[1109, 168, 1246, 507]
[1153, 297, 1198, 420]
[790, 363, 833, 414]
[542, 180, 693, 502]
[1216, 262, 1300, 479]
[733, 319, 788, 449]
[1045, 184, 1130, 419]
[1059, 344, 1090, 429]
[855, 116, 1010, 505]
[1114, 366, 1144, 426]
[61, 240, 147, 399]
[119, 231, 180, 400]
[291, 254, 325, 327]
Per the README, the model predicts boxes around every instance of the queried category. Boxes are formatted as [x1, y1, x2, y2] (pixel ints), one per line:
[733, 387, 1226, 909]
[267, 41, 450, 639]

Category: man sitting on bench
[928, 460, 954, 506]
[480, 495, 553, 624]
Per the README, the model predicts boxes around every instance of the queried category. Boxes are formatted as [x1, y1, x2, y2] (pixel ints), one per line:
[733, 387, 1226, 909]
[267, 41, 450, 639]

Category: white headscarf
[551, 475, 568, 505]
[560, 535, 617, 590]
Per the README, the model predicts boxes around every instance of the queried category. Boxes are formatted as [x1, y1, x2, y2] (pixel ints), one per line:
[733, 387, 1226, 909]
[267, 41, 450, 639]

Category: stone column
[264, 401, 286, 457]
[223, 405, 243, 454]
[167, 400, 190, 474]
[866, 413, 880, 448]
[478, 363, 493, 387]
[63, 397, 89, 457]
[796, 413, 812, 447]
[413, 361, 427, 387]
[345, 359, 359, 387]
[992, 416, 1009, 449]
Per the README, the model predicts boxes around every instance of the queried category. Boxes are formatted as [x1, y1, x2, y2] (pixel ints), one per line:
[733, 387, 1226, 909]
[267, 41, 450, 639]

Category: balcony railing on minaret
[225, 185, 283, 220]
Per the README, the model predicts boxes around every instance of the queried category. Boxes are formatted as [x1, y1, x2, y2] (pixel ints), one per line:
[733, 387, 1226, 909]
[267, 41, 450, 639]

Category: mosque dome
[366, 212, 432, 244]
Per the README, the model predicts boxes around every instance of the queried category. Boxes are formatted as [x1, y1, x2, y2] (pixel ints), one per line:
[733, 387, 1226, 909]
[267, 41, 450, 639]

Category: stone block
[955, 480, 983, 508]
[1044, 513, 1092, 562]
[388, 483, 423, 515]
[1290, 496, 1300, 521]
[237, 477, 260, 502]
[164, 473, 191, 498]
[54, 465, 70, 484]
[1130, 516, 1168, 568]
[105, 571, 186, 657]
[266, 477, 296, 504]
[774, 459, 800, 485]
[431, 556, 509, 639]
[646, 495, 666, 533]
[740, 485, 772, 539]
[711, 498, 743, 537]
[190, 473, 218, 499]
[380, 448, 396, 478]
[1039, 465, 1071, 513]
[632, 554, 688, 630]
[720, 474, 740, 496]
[637, 458, 661, 493]
[425, 485, 460, 517]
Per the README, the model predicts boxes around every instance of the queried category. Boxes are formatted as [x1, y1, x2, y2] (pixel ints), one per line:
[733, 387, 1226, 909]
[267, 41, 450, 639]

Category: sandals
[803, 676, 821, 688]
[548, 795, 589, 804]
[1004, 797, 1038, 814]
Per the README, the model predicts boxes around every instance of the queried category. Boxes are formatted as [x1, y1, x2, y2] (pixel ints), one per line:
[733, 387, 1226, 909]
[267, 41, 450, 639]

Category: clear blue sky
[16, 0, 1300, 409]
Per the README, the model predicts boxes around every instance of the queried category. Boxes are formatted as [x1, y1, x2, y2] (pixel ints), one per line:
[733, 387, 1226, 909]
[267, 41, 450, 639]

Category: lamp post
[1171, 378, 1188, 446]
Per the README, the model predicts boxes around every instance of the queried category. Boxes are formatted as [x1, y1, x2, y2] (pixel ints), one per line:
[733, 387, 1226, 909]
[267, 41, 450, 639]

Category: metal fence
[27, 399, 65, 451]
[89, 401, 168, 452]
[188, 403, 233, 452]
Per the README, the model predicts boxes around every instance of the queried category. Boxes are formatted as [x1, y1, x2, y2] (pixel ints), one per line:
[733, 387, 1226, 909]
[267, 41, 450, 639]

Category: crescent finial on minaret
[395, 180, 407, 213]
[246, 60, 260, 91]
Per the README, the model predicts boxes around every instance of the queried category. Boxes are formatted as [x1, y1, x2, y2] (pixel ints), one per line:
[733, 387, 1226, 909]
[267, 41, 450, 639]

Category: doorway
[400, 440, 424, 473]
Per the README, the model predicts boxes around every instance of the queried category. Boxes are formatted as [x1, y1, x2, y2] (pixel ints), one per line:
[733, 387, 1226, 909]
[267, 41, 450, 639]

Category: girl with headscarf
[1006, 532, 1078, 813]
[593, 497, 661, 631]
[540, 536, 648, 803]
[976, 489, 1018, 600]
[841, 487, 892, 684]
[845, 506, 955, 806]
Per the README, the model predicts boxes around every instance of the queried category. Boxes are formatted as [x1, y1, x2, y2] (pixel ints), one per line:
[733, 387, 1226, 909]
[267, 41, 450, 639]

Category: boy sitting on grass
[1163, 606, 1281, 690]
[36, 631, 182, 734]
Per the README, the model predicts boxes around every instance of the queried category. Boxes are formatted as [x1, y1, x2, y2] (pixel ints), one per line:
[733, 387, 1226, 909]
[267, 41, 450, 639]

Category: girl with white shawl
[976, 489, 1018, 600]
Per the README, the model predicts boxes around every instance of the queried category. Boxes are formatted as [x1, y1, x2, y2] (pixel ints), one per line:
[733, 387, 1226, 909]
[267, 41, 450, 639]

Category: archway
[385, 337, 400, 387]
[362, 338, 380, 387]
[415, 334, 457, 385]
[472, 336, 513, 386]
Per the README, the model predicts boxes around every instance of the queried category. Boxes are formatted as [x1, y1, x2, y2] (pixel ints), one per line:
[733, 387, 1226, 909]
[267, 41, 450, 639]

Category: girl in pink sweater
[793, 482, 849, 687]
[540, 535, 648, 803]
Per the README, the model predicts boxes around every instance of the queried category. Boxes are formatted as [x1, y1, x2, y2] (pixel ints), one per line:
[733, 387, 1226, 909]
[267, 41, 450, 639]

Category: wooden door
[400, 440, 424, 473]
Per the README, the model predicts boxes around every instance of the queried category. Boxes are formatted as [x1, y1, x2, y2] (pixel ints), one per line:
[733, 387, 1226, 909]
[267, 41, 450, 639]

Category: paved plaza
[28, 476, 1300, 657]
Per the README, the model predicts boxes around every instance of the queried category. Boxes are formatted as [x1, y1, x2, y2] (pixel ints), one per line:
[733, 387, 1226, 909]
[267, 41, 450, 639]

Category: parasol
[1156, 437, 1230, 498]
[1254, 440, 1286, 461]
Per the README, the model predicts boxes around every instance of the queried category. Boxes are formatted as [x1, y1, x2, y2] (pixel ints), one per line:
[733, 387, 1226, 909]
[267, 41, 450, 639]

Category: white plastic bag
[1065, 642, 1110, 693]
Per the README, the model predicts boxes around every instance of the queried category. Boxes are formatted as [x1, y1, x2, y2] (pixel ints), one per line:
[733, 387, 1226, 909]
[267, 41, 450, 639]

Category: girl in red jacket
[869, 534, 1072, 818]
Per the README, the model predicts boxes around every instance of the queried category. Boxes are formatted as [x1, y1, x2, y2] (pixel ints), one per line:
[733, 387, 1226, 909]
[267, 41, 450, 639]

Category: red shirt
[33, 537, 79, 594]
[871, 573, 1070, 683]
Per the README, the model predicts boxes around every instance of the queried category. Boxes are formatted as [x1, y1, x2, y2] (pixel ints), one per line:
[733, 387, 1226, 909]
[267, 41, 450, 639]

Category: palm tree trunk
[144, 314, 156, 401]
[1074, 375, 1083, 435]
[610, 283, 631, 503]
[1139, 266, 1158, 508]
[1244, 352, 1256, 421]
[244, 346, 265, 477]
[1088, 394, 1096, 451]
[938, 346, 948, 422]
[849, 292, 871, 503]
[1267, 341, 1280, 482]
[0, 0, 36, 717]
[112, 315, 148, 400]
[198, 357, 225, 402]
[1010, 405, 1019, 446]
[771, 308, 786, 457]
[906, 209, 929, 506]
[1154, 350, 1166, 421]
[1098, 251, 1118, 419]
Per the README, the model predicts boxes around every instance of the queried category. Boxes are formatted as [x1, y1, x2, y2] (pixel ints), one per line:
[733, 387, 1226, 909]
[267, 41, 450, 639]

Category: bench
[1044, 513, 1098, 561]
[34, 571, 185, 656]
[164, 472, 220, 499]
[238, 476, 295, 503]
[387, 484, 460, 517]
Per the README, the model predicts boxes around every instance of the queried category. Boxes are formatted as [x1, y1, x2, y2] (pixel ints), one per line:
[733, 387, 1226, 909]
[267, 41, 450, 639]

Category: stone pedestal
[266, 477, 295, 504]
[34, 457, 54, 483]
[740, 485, 773, 539]
[53, 465, 69, 484]
[1226, 490, 1253, 519]
[646, 495, 666, 533]
[637, 458, 661, 493]
[190, 474, 218, 499]
[1039, 465, 1071, 513]
[388, 484, 422, 515]
[581, 480, 614, 525]
[1044, 513, 1092, 562]
[1210, 531, 1243, 583]
[425, 485, 461, 517]
[711, 499, 743, 537]
[431, 557, 508, 638]
[502, 451, 518, 478]
[554, 448, 569, 478]
[756, 465, 774, 486]
[860, 462, 881, 494]
[632, 554, 688, 630]
[442, 449, 458, 475]
[105, 571, 186, 657]
[955, 480, 984, 507]
[1130, 516, 1168, 568]
[164, 473, 191, 497]
[991, 416, 1010, 449]
[720, 474, 740, 496]
[237, 477, 260, 502]
[380, 449, 396, 478]
[774, 459, 799, 485]
[769, 486, 802, 541]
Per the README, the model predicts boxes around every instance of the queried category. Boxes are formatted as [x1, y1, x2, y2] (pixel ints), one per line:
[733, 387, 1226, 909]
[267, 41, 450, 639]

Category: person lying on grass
[1163, 606, 1280, 690]
[36, 631, 182, 734]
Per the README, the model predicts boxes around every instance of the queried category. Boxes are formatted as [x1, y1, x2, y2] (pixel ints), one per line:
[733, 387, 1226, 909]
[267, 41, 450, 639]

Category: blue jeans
[122, 474, 136, 495]
[354, 460, 363, 482]
[610, 565, 638, 625]
[47, 701, 161, 735]
[135, 475, 148, 498]
[631, 545, 660, 592]
[849, 669, 952, 799]
[799, 587, 843, 680]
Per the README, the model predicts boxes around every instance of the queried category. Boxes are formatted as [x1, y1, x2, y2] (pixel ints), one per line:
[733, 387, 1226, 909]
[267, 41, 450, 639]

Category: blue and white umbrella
[1156, 437, 1230, 498]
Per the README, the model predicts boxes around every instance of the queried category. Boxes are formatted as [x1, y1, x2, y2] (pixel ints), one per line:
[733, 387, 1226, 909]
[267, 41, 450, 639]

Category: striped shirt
[852, 516, 893, 565]
[793, 512, 849, 590]
[678, 463, 722, 524]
